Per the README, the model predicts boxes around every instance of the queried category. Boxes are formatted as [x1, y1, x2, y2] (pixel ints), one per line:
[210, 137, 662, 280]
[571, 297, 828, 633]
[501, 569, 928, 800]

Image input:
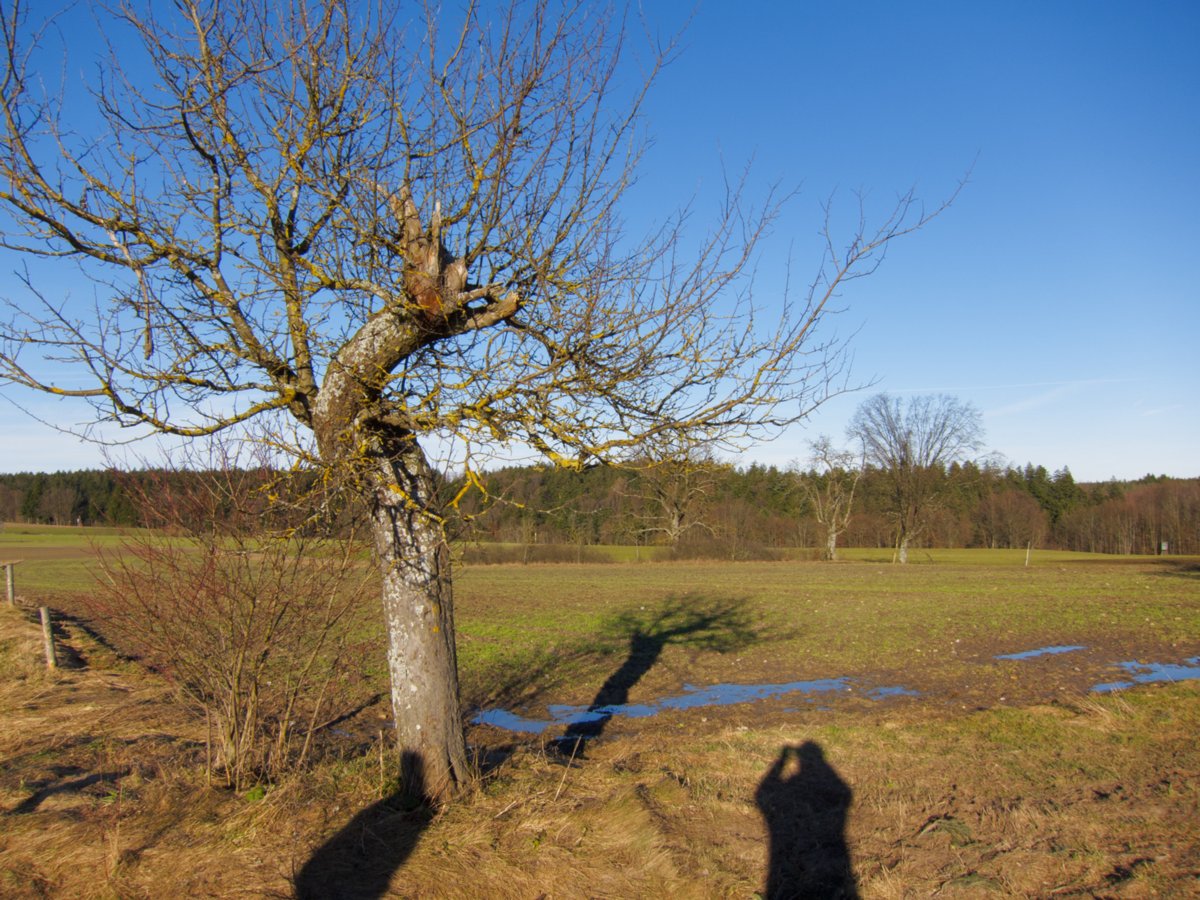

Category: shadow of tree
[755, 741, 858, 899]
[463, 593, 762, 715]
[1151, 559, 1200, 580]
[294, 752, 433, 900]
[552, 595, 758, 757]
[8, 768, 129, 814]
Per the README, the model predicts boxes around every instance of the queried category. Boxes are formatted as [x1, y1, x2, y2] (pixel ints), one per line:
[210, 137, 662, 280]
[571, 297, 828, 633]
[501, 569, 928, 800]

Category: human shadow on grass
[293, 752, 433, 900]
[550, 595, 757, 759]
[755, 741, 858, 900]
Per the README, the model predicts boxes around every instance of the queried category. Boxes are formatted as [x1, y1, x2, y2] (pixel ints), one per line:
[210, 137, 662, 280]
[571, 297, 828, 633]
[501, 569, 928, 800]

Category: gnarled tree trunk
[825, 528, 839, 562]
[315, 374, 471, 802]
[364, 433, 470, 802]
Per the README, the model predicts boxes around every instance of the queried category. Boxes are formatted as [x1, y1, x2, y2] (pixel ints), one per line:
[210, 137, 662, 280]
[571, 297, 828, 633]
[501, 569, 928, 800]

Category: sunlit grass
[9, 523, 1196, 680]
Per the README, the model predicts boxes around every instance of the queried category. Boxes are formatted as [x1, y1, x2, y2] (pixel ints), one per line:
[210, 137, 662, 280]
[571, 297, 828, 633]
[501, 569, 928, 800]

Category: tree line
[6, 462, 1194, 557]
[455, 460, 1199, 558]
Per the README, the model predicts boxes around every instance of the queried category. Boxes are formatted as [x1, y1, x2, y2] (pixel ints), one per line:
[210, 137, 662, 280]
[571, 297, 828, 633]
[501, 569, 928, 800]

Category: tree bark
[365, 435, 470, 803]
[825, 529, 839, 562]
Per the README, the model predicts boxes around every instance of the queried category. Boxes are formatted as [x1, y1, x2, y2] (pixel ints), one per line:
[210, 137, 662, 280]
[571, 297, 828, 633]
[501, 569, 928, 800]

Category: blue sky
[632, 0, 1199, 480]
[2, 0, 1197, 480]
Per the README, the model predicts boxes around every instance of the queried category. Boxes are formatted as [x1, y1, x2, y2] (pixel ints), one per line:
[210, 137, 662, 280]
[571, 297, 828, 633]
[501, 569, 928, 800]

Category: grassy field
[1, 525, 1198, 897]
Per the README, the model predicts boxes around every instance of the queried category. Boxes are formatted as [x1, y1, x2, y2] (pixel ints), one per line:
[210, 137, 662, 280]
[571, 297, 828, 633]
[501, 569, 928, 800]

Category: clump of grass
[0, 855, 58, 899]
[0, 606, 55, 686]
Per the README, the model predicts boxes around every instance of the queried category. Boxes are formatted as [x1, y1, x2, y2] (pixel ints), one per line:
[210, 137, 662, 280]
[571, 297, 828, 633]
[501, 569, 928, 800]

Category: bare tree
[976, 488, 1047, 550]
[626, 437, 721, 547]
[795, 435, 861, 561]
[0, 0, 953, 800]
[848, 394, 983, 563]
[0, 483, 17, 521]
[36, 484, 77, 526]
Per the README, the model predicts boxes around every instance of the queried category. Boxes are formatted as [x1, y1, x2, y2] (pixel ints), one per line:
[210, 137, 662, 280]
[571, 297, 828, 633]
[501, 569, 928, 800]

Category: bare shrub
[88, 446, 375, 790]
[664, 538, 782, 563]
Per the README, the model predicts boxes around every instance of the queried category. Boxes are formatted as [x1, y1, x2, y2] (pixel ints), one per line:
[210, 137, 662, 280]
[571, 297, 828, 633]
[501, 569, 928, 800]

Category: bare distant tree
[848, 394, 983, 563]
[795, 435, 861, 560]
[37, 484, 78, 526]
[0, 483, 17, 522]
[976, 489, 1047, 549]
[627, 437, 721, 547]
[0, 0, 954, 799]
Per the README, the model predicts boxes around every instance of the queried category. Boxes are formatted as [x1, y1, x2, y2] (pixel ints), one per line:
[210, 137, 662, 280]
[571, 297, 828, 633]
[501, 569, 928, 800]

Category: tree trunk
[365, 436, 470, 803]
[825, 528, 838, 561]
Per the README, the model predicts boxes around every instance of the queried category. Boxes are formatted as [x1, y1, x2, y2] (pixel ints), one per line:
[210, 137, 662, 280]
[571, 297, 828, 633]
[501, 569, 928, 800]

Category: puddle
[995, 645, 1086, 661]
[472, 709, 557, 734]
[473, 677, 916, 735]
[1092, 657, 1200, 693]
[997, 645, 1200, 693]
[473, 647, 1200, 735]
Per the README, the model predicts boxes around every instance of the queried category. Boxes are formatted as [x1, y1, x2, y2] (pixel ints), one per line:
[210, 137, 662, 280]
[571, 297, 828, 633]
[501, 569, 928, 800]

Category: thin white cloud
[1138, 404, 1183, 417]
[986, 383, 1087, 418]
[875, 378, 1133, 418]
[889, 377, 1131, 395]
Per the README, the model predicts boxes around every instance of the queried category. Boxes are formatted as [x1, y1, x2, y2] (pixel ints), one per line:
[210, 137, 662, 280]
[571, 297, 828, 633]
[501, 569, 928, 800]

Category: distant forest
[2, 462, 1196, 557]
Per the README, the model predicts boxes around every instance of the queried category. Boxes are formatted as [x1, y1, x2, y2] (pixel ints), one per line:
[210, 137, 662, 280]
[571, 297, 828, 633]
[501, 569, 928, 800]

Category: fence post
[4, 562, 14, 606]
[40, 606, 58, 669]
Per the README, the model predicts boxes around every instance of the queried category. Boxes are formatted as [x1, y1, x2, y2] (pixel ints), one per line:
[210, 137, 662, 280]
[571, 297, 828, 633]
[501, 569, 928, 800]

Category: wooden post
[40, 606, 58, 669]
[1025, 541, 1032, 568]
[4, 562, 14, 606]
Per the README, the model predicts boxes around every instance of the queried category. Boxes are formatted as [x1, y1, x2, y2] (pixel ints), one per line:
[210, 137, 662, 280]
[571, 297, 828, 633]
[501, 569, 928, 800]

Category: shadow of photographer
[755, 741, 858, 899]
